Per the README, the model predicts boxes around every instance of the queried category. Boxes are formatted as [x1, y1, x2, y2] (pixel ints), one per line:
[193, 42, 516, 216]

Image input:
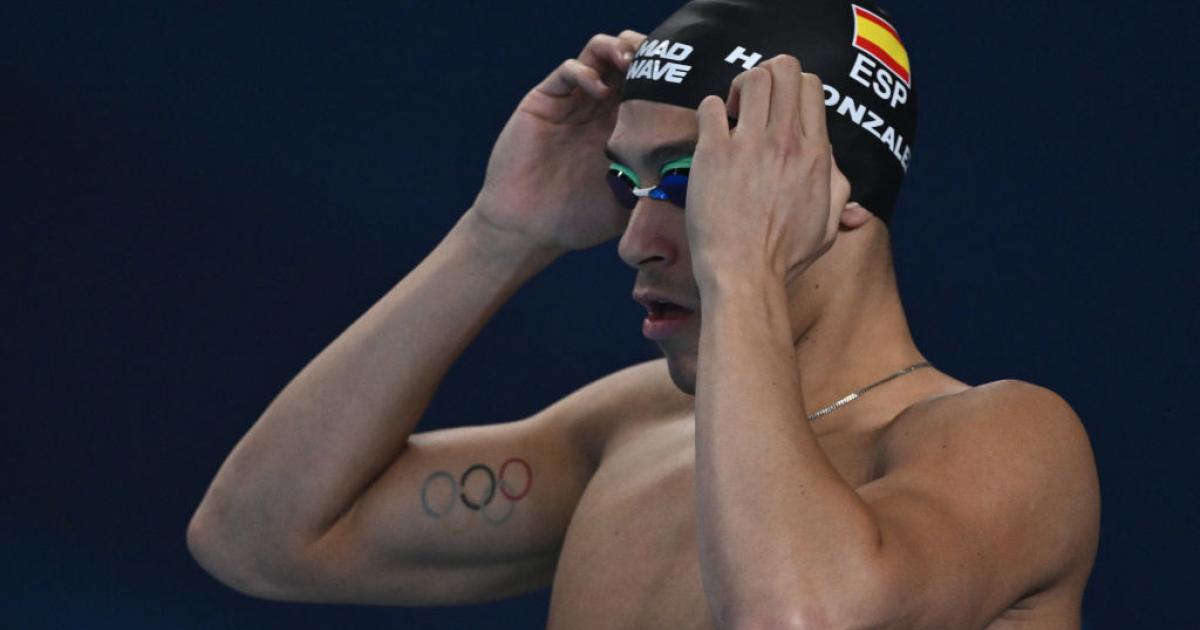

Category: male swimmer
[188, 1, 1100, 627]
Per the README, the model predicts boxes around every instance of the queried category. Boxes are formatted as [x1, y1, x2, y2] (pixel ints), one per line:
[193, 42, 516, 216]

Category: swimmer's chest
[546, 415, 884, 630]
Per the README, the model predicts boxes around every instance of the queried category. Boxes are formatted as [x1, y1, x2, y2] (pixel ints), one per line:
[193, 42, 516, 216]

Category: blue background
[4, 1, 1197, 628]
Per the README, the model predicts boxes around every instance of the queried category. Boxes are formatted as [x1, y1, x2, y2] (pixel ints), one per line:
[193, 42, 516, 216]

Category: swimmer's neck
[783, 220, 929, 427]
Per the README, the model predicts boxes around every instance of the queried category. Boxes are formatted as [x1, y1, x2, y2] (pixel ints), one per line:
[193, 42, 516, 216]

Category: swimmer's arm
[186, 209, 562, 597]
[692, 277, 1099, 629]
[693, 276, 873, 628]
[844, 382, 1099, 628]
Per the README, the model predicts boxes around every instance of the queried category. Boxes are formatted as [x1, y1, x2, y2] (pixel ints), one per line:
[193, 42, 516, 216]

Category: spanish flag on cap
[852, 4, 911, 85]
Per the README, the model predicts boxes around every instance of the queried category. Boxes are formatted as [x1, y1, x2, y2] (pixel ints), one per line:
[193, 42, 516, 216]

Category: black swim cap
[621, 0, 917, 224]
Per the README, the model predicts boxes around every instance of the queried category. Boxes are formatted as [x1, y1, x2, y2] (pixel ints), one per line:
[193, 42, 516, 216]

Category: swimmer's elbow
[185, 511, 309, 602]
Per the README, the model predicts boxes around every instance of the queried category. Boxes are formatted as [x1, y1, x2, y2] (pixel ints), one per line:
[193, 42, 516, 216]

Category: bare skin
[546, 361, 1095, 629]
[187, 30, 1099, 629]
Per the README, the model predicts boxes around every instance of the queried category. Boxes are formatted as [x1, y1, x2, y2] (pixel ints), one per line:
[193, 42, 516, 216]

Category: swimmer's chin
[664, 353, 698, 397]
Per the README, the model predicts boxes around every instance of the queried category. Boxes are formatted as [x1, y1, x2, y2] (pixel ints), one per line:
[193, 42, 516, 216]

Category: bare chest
[546, 416, 884, 630]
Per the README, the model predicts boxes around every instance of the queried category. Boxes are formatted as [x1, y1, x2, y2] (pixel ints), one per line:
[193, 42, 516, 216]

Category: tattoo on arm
[420, 457, 533, 528]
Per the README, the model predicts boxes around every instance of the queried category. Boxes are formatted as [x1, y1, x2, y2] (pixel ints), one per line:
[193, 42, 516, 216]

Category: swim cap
[621, 0, 917, 224]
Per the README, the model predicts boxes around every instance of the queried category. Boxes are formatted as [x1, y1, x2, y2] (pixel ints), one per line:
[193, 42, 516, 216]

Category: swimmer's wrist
[694, 256, 787, 299]
[456, 207, 565, 274]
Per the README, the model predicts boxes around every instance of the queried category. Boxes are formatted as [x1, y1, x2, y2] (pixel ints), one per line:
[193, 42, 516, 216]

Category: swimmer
[188, 1, 1100, 627]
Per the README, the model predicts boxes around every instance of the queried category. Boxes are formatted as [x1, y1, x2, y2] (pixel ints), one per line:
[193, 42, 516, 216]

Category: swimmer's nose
[617, 200, 681, 269]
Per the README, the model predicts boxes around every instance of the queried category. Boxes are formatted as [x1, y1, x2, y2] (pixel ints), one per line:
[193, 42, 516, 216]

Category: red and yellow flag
[852, 5, 911, 85]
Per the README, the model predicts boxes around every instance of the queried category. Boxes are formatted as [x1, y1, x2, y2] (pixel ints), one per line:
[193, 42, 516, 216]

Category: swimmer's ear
[832, 160, 870, 230]
[839, 201, 873, 230]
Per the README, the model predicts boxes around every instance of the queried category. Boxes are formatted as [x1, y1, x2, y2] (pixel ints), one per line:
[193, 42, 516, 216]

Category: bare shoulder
[877, 379, 1101, 589]
[880, 379, 1096, 470]
[548, 358, 693, 464]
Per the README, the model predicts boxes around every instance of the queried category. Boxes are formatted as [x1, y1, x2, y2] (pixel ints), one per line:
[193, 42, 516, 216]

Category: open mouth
[648, 300, 692, 321]
[634, 290, 696, 340]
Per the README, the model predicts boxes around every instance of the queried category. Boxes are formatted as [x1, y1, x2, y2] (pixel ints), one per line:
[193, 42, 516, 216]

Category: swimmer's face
[608, 100, 705, 394]
[607, 99, 865, 395]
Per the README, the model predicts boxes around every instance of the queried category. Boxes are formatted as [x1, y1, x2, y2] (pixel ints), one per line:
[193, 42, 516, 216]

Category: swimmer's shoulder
[876, 378, 1101, 600]
[551, 358, 693, 468]
[878, 378, 1093, 469]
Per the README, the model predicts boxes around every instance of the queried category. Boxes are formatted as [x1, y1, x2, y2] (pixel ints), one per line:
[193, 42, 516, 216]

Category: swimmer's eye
[607, 162, 640, 188]
[606, 162, 641, 210]
[603, 157, 690, 210]
[659, 156, 692, 178]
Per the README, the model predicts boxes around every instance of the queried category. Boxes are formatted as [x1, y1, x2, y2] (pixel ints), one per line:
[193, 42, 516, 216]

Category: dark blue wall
[4, 1, 1196, 628]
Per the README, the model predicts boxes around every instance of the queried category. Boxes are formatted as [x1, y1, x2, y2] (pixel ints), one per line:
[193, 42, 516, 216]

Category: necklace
[806, 361, 932, 421]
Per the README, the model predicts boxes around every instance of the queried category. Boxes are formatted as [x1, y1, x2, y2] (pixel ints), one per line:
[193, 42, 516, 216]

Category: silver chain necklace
[806, 361, 932, 421]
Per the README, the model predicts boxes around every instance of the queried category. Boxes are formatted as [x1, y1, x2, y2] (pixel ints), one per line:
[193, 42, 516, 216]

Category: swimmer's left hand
[686, 54, 851, 293]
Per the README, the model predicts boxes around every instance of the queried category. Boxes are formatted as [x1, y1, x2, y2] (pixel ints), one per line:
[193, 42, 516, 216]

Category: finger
[610, 30, 647, 87]
[534, 58, 609, 99]
[696, 94, 730, 148]
[801, 73, 828, 142]
[728, 67, 771, 133]
[617, 29, 647, 53]
[577, 33, 636, 84]
[765, 55, 803, 133]
[726, 72, 743, 121]
[724, 63, 765, 121]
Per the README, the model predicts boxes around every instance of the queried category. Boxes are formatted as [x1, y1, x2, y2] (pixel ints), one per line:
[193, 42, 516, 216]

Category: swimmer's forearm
[693, 272, 881, 628]
[189, 208, 560, 574]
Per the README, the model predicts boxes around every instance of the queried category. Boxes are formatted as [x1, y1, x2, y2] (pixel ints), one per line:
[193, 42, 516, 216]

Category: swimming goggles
[605, 156, 691, 210]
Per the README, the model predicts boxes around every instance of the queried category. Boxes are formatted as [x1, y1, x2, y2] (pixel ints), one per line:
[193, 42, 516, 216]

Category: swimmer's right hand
[469, 30, 646, 254]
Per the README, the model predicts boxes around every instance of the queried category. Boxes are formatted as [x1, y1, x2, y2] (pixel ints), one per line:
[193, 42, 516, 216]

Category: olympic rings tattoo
[459, 464, 495, 510]
[499, 457, 533, 500]
[420, 471, 457, 519]
[481, 490, 517, 526]
[420, 457, 533, 527]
